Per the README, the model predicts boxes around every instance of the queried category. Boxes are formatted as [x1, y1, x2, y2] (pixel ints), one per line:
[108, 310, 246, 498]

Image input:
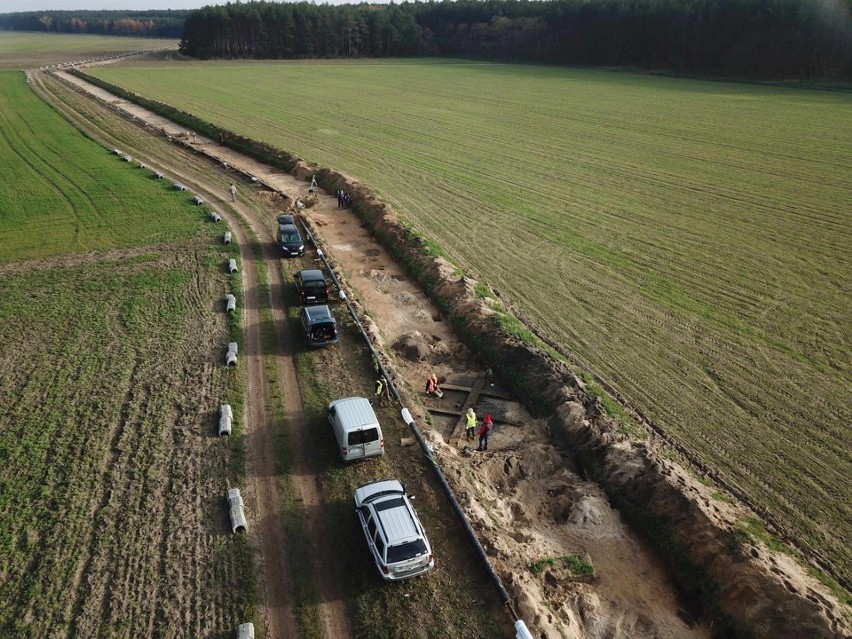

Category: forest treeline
[179, 0, 852, 78]
[0, 11, 189, 38]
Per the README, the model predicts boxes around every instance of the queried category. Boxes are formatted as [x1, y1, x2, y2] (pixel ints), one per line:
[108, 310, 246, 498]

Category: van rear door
[347, 427, 380, 460]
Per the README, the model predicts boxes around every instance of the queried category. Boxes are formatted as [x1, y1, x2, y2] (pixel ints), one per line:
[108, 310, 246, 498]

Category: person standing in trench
[477, 414, 493, 451]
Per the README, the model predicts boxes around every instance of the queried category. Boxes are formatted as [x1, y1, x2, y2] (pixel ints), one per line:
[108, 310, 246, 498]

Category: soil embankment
[49, 67, 851, 639]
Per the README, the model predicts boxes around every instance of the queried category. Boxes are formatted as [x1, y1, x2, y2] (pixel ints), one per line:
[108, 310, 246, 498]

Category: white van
[327, 397, 384, 462]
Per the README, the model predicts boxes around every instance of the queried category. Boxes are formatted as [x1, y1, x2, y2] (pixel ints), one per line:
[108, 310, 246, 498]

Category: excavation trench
[39, 66, 851, 639]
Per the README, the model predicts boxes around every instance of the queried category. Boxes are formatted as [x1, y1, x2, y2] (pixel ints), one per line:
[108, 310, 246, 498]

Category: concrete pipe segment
[219, 404, 233, 437]
[226, 342, 238, 367]
[236, 622, 255, 638]
[226, 488, 247, 534]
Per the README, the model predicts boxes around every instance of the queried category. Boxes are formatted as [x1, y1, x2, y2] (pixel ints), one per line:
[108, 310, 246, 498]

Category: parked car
[328, 397, 384, 462]
[279, 222, 304, 257]
[294, 269, 330, 305]
[354, 479, 435, 581]
[300, 304, 338, 347]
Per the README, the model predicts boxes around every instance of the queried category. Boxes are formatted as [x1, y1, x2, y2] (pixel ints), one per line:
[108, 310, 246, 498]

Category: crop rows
[0, 33, 176, 71]
[0, 253, 249, 637]
[91, 60, 852, 586]
[0, 69, 199, 263]
[0, 69, 249, 636]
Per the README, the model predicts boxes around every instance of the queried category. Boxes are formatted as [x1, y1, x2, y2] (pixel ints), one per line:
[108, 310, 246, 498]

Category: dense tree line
[0, 10, 189, 38]
[179, 0, 852, 78]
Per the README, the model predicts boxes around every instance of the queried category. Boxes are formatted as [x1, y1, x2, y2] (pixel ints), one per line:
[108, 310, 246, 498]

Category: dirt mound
[256, 189, 287, 204]
[392, 330, 433, 361]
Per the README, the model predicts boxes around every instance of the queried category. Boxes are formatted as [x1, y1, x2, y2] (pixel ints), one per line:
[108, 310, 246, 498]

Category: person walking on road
[229, 183, 237, 203]
[477, 414, 493, 451]
[465, 407, 477, 441]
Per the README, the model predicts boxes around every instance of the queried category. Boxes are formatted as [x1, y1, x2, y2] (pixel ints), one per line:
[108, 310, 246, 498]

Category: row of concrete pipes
[113, 122, 255, 639]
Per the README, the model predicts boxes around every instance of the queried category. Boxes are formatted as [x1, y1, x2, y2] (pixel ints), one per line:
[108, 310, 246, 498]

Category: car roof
[355, 478, 404, 505]
[373, 496, 419, 543]
[331, 397, 379, 430]
[279, 223, 300, 233]
[298, 269, 325, 282]
[304, 305, 333, 321]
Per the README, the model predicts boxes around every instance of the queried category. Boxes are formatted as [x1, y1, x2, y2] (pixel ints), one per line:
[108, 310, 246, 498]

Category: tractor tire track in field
[66, 355, 141, 638]
[30, 71, 298, 638]
[34, 69, 355, 637]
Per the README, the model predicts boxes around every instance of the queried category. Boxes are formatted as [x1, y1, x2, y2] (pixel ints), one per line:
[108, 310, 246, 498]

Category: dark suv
[294, 269, 330, 305]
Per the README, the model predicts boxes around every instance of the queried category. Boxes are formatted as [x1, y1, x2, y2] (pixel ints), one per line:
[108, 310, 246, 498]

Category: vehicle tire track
[31, 71, 300, 638]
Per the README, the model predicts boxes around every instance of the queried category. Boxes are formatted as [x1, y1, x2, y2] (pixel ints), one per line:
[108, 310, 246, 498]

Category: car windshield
[387, 539, 427, 563]
[281, 232, 300, 243]
[304, 281, 325, 290]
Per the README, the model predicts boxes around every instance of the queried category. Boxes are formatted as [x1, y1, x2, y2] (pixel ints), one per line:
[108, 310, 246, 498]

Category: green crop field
[0, 69, 199, 262]
[0, 68, 249, 636]
[0, 32, 176, 70]
[90, 59, 852, 587]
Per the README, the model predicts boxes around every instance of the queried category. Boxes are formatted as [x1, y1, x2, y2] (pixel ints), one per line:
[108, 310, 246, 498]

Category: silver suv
[354, 479, 434, 581]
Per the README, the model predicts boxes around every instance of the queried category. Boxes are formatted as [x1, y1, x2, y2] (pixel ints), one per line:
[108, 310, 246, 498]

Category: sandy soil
[40, 67, 851, 639]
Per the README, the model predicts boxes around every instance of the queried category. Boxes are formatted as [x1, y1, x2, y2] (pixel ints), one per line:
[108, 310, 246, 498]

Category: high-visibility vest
[375, 379, 384, 396]
[466, 412, 476, 430]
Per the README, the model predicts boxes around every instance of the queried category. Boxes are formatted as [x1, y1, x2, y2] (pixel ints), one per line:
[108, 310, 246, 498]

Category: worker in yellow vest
[374, 376, 389, 406]
[465, 407, 477, 441]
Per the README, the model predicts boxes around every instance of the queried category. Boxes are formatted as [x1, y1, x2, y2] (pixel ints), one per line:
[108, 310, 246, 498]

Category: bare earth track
[32, 69, 354, 638]
[32, 66, 852, 639]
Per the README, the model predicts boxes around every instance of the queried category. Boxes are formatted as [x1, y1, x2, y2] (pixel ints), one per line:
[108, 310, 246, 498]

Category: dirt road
[39, 68, 712, 638]
[30, 71, 352, 638]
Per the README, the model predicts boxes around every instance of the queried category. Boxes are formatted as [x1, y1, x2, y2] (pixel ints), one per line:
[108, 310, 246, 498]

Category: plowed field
[0, 69, 251, 636]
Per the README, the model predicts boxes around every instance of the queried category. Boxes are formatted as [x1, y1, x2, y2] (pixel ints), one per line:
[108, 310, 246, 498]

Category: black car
[294, 269, 330, 305]
[279, 222, 304, 257]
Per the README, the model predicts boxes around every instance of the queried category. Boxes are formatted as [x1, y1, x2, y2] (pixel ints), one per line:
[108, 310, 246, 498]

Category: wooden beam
[426, 406, 463, 417]
[441, 382, 513, 400]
